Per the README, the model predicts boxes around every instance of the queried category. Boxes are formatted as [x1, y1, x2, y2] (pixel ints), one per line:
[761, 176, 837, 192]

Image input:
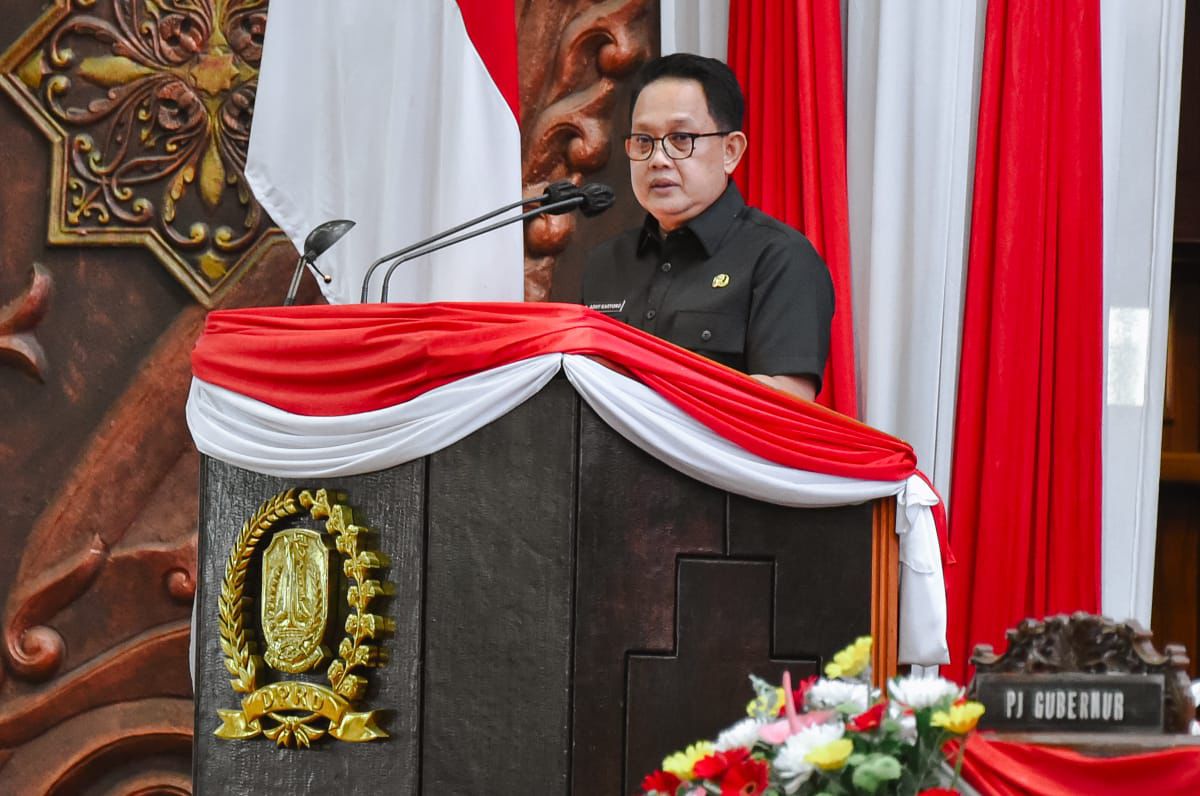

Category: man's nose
[647, 141, 674, 167]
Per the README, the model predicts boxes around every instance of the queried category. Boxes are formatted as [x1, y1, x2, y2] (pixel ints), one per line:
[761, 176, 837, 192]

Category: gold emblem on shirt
[711, 273, 730, 288]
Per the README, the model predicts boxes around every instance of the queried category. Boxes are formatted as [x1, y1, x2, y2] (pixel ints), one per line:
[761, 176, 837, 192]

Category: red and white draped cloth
[187, 303, 950, 666]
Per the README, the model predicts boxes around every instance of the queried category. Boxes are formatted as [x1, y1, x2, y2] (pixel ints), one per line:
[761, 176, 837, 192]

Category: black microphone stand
[359, 182, 578, 302]
[377, 195, 585, 302]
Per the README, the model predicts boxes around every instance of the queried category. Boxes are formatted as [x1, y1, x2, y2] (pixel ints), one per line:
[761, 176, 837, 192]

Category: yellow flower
[805, 738, 854, 771]
[746, 686, 785, 718]
[931, 701, 986, 734]
[662, 741, 715, 780]
[824, 636, 873, 679]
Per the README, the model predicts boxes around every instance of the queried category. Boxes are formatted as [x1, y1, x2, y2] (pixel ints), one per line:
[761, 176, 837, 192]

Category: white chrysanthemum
[715, 717, 762, 751]
[887, 675, 962, 710]
[897, 712, 918, 744]
[806, 678, 870, 712]
[774, 722, 845, 794]
[886, 701, 919, 744]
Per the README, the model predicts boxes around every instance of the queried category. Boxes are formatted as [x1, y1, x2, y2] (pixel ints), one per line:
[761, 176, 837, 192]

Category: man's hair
[629, 53, 744, 131]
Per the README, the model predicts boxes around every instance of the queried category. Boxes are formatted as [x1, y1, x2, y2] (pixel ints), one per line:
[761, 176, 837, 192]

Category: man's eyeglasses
[624, 131, 731, 161]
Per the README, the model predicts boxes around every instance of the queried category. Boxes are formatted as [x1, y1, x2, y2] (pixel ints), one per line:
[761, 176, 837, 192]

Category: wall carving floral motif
[0, 0, 283, 306]
[0, 264, 52, 382]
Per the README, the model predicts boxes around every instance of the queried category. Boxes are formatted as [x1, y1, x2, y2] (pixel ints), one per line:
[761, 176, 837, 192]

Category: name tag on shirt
[587, 301, 626, 314]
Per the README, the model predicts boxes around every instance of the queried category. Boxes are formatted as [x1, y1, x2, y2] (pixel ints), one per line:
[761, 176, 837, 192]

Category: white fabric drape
[188, 357, 948, 665]
[1098, 0, 1185, 625]
[844, 0, 986, 501]
[186, 355, 562, 477]
[660, 0, 729, 59]
[246, 1, 523, 304]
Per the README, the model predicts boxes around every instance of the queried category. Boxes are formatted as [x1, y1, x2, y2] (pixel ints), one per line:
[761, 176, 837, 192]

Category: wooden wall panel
[518, 0, 657, 301]
[0, 1, 661, 791]
[0, 1, 301, 789]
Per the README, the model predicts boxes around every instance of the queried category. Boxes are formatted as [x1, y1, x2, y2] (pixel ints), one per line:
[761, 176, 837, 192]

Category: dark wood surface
[192, 383, 879, 794]
[193, 460, 427, 794]
[422, 378, 577, 792]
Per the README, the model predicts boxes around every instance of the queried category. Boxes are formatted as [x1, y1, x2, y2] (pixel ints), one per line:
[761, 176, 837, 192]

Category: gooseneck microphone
[376, 183, 615, 302]
[358, 180, 587, 302]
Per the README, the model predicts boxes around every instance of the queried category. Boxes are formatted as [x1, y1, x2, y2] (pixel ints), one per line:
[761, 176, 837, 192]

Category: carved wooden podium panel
[192, 378, 890, 794]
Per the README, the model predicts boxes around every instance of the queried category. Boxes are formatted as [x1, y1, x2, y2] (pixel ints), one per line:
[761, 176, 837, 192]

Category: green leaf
[850, 754, 903, 794]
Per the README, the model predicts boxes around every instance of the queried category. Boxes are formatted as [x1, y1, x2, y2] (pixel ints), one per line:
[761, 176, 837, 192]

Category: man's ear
[723, 131, 748, 175]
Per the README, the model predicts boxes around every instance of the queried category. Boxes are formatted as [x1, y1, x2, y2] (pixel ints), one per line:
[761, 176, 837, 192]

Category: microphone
[283, 218, 355, 306]
[377, 183, 613, 302]
[358, 180, 581, 302]
[578, 183, 615, 217]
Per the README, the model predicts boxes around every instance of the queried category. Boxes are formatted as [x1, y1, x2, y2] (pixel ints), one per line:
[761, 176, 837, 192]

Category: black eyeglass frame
[623, 131, 733, 161]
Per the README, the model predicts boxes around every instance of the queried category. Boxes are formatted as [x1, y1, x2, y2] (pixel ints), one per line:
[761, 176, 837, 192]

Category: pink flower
[758, 710, 836, 744]
[777, 675, 819, 717]
[918, 789, 960, 796]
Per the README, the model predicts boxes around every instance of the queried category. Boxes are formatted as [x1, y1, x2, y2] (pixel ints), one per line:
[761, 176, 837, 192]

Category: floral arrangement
[641, 637, 984, 796]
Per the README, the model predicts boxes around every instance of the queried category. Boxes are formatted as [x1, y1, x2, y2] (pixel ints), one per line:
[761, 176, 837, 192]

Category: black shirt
[582, 182, 834, 391]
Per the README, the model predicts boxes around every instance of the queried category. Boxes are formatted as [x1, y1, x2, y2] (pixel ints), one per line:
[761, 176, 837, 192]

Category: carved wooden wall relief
[0, 0, 286, 307]
[0, 1, 660, 791]
[519, 0, 655, 301]
[0, 264, 52, 381]
[0, 251, 294, 793]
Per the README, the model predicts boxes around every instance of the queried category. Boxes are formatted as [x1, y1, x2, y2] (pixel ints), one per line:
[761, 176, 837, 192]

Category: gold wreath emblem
[214, 488, 394, 747]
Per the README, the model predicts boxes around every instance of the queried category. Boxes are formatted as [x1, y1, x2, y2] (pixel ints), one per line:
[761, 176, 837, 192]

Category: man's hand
[750, 374, 817, 401]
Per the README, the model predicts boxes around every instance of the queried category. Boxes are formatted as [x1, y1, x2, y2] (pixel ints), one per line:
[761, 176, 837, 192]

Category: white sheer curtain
[1098, 0, 1185, 626]
[845, 0, 986, 501]
[659, 0, 728, 59]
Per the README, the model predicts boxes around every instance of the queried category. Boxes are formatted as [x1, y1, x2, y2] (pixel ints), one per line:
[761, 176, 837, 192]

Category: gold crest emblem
[712, 273, 730, 288]
[262, 528, 330, 673]
[214, 488, 393, 747]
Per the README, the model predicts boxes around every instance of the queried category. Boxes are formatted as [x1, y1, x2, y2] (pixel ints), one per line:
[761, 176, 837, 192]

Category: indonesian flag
[245, 1, 522, 304]
[186, 302, 950, 666]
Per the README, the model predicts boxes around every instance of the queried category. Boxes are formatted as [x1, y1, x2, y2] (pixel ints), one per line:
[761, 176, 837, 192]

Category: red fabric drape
[945, 0, 1104, 682]
[726, 0, 858, 418]
[947, 736, 1200, 796]
[193, 302, 910, 481]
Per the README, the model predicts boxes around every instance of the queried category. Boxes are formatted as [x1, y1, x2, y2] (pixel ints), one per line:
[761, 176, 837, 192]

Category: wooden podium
[191, 375, 898, 794]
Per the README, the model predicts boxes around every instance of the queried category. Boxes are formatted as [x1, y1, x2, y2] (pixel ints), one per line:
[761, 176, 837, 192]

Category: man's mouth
[649, 179, 677, 190]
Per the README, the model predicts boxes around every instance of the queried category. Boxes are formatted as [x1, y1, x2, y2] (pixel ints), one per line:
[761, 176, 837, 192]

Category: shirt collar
[636, 181, 747, 257]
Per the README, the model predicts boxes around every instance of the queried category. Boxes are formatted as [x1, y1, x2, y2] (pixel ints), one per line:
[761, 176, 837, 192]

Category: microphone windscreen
[579, 183, 615, 217]
[544, 180, 581, 204]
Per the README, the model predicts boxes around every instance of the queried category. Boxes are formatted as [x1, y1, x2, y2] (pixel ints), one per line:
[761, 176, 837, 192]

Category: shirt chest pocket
[666, 310, 745, 355]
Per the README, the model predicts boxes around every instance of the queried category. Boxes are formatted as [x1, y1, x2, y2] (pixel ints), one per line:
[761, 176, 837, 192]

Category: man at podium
[582, 53, 834, 401]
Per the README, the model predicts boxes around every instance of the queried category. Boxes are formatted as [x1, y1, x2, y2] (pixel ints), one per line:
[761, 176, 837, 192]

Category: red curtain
[948, 736, 1200, 796]
[944, 0, 1104, 682]
[726, 0, 858, 418]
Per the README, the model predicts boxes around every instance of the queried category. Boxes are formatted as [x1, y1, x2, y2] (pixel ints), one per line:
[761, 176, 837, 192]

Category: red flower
[693, 747, 751, 778]
[641, 769, 682, 794]
[720, 757, 770, 795]
[848, 700, 888, 732]
[918, 789, 960, 796]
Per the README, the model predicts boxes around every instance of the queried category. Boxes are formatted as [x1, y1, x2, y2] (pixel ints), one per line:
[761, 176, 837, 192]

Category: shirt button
[646, 309, 657, 320]
[700, 329, 712, 342]
[661, 261, 672, 272]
